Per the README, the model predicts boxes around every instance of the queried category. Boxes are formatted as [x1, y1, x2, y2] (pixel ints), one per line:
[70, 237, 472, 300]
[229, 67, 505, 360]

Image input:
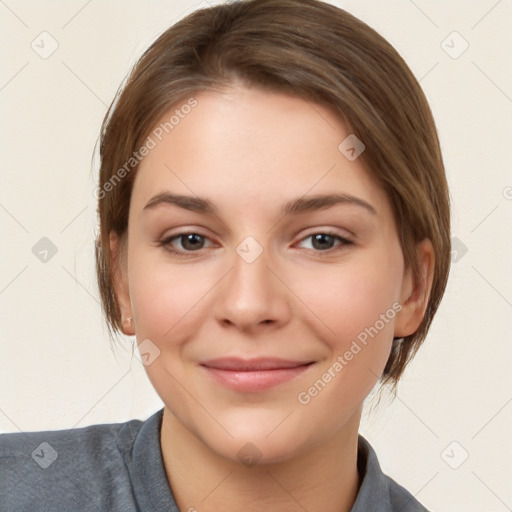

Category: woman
[0, 0, 450, 510]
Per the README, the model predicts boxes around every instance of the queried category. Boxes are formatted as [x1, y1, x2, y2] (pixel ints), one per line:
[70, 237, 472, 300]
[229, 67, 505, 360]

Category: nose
[213, 245, 292, 333]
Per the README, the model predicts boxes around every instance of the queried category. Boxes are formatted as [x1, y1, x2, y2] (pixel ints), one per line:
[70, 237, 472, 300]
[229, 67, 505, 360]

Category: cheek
[128, 259, 213, 341]
[291, 262, 401, 423]
[127, 255, 213, 406]
[293, 253, 401, 375]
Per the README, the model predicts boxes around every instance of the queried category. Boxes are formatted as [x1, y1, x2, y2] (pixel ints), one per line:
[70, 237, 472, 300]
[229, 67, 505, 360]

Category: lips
[200, 357, 314, 371]
[199, 357, 315, 392]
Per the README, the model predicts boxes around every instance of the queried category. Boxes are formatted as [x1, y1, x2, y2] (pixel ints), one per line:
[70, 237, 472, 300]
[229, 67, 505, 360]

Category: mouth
[199, 357, 315, 392]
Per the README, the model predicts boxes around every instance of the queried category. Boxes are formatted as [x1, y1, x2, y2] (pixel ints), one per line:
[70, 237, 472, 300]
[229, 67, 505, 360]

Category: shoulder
[354, 435, 431, 512]
[0, 414, 148, 512]
[0, 415, 144, 458]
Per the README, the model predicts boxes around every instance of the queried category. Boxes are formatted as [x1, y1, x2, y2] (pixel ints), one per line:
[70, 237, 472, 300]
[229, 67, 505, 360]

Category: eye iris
[312, 234, 335, 250]
[182, 234, 204, 250]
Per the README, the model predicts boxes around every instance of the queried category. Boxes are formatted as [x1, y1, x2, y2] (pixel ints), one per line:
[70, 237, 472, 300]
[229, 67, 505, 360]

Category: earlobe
[122, 317, 135, 336]
[109, 231, 134, 335]
[394, 239, 435, 338]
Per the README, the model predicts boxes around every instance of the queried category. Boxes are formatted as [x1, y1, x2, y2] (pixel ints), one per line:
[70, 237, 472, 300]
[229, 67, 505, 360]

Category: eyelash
[159, 231, 354, 258]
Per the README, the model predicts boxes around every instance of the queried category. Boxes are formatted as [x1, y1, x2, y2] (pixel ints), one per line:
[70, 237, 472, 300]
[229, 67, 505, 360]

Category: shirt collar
[351, 434, 393, 511]
[127, 408, 180, 511]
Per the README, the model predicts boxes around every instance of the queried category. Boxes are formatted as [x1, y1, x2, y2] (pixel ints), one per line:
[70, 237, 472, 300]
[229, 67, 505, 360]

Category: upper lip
[200, 357, 314, 371]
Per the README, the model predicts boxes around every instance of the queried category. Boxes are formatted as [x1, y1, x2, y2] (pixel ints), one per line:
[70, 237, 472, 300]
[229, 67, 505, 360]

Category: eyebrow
[143, 192, 377, 216]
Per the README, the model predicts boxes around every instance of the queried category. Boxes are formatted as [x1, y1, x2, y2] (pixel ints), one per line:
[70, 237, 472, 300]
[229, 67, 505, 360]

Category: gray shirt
[1, 408, 429, 511]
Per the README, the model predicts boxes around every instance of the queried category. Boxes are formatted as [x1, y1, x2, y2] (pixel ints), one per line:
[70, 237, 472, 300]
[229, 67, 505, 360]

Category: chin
[199, 413, 318, 467]
[215, 434, 306, 467]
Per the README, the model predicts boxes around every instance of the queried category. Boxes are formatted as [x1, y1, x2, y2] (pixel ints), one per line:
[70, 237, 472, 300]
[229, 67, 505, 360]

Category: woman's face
[117, 85, 424, 464]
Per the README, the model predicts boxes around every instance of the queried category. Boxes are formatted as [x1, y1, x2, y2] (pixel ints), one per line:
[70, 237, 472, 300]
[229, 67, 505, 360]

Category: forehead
[131, 86, 391, 221]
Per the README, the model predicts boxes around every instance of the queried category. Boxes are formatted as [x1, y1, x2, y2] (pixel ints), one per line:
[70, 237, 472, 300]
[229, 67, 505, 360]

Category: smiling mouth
[199, 358, 315, 392]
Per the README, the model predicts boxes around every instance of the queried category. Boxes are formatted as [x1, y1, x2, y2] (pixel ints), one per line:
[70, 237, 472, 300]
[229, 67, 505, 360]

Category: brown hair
[96, 0, 451, 392]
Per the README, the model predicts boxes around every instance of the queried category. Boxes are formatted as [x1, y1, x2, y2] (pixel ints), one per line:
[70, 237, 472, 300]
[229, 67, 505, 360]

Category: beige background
[1, 1, 511, 511]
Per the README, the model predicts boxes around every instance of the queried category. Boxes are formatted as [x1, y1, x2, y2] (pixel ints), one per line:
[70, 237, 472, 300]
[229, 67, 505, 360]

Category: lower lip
[201, 364, 313, 392]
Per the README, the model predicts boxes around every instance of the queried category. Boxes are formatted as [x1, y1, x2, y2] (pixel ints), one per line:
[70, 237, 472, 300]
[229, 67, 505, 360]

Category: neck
[160, 406, 362, 512]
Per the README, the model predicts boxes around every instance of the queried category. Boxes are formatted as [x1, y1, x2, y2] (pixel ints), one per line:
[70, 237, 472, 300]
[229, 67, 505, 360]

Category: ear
[110, 231, 134, 336]
[394, 238, 435, 338]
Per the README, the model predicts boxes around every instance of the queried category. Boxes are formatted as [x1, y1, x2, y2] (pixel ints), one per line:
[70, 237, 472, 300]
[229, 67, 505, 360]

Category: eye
[296, 232, 353, 253]
[160, 232, 215, 255]
[159, 230, 353, 257]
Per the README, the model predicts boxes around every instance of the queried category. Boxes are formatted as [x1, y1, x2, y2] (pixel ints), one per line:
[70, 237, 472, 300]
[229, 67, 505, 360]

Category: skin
[112, 85, 434, 512]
